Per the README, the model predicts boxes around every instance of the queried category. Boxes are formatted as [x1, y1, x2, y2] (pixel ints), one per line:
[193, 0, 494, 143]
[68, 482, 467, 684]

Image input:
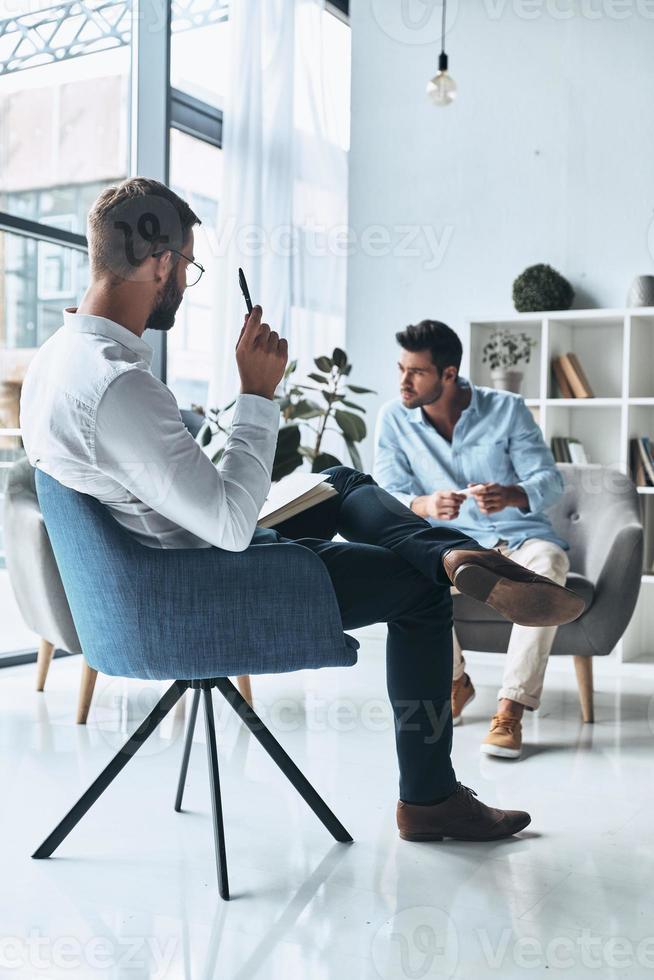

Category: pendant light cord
[441, 0, 447, 55]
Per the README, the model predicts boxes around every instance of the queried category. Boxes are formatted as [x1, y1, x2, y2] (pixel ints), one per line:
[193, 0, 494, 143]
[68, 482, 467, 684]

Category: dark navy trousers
[254, 466, 480, 803]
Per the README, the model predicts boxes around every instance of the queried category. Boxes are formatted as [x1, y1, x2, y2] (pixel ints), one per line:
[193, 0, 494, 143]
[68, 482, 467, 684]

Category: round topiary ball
[512, 263, 574, 313]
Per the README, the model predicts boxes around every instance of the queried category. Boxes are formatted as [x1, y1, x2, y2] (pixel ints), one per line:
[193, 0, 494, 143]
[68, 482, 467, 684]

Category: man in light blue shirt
[374, 319, 571, 760]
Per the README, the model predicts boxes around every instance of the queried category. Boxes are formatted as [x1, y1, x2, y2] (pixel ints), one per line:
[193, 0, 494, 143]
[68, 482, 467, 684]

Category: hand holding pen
[235, 267, 288, 401]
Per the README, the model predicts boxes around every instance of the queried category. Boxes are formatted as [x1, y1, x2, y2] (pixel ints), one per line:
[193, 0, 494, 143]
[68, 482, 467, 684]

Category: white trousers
[452, 538, 570, 710]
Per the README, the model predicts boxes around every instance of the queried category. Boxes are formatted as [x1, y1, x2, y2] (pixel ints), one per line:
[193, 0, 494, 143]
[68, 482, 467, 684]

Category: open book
[257, 472, 338, 528]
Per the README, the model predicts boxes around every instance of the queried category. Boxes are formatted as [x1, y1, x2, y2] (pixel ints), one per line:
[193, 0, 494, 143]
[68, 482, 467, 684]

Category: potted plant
[512, 263, 574, 313]
[195, 348, 375, 479]
[482, 329, 537, 393]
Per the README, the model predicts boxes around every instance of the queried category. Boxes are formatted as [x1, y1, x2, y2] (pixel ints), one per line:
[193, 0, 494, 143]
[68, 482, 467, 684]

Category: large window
[168, 128, 223, 410]
[166, 2, 351, 411]
[0, 0, 130, 634]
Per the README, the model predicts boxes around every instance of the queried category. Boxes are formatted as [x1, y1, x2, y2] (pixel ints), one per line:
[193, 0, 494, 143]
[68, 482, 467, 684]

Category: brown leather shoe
[442, 548, 585, 627]
[397, 783, 531, 842]
[452, 672, 476, 726]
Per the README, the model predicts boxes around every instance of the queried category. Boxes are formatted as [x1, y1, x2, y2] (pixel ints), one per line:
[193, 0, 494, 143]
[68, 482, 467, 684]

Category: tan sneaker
[452, 672, 476, 726]
[481, 713, 522, 759]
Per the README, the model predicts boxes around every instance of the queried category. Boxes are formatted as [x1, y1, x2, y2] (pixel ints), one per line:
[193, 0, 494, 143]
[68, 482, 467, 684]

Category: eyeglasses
[153, 248, 205, 287]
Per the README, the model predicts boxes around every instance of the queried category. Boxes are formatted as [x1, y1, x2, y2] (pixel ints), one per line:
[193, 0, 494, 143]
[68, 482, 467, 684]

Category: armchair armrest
[580, 523, 643, 655]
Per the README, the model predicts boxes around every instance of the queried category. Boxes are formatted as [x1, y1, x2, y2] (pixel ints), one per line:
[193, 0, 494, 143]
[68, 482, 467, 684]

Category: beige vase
[490, 368, 523, 393]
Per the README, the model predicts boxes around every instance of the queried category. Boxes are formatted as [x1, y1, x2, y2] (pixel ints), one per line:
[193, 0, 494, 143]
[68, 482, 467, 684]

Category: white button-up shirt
[20, 309, 280, 551]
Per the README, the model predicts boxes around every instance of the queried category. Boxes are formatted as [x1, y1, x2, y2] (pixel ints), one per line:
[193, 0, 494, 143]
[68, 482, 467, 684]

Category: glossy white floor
[1, 633, 653, 980]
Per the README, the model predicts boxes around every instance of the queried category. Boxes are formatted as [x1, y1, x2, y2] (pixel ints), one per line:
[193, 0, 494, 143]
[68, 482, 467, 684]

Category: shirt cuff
[233, 393, 280, 429]
[517, 480, 539, 514]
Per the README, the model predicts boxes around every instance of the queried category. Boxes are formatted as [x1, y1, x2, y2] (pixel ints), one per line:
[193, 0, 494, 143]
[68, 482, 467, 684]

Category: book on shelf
[629, 437, 654, 487]
[551, 358, 574, 398]
[257, 472, 338, 528]
[551, 353, 594, 398]
[551, 436, 588, 464]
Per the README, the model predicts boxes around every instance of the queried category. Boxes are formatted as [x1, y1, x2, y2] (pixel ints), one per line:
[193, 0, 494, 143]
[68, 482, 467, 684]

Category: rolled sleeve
[511, 400, 564, 513]
[373, 408, 421, 508]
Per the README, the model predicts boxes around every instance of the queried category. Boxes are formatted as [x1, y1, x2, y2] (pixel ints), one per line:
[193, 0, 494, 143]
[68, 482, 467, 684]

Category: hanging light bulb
[427, 52, 457, 107]
[427, 1, 457, 107]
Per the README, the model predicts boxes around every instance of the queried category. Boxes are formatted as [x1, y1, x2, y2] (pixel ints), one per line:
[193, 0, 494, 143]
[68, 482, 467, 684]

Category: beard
[402, 381, 444, 409]
[145, 269, 184, 332]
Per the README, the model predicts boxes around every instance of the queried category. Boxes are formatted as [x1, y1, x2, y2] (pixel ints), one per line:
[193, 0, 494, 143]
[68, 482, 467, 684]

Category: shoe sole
[399, 812, 531, 842]
[481, 742, 522, 759]
[452, 564, 585, 627]
[452, 690, 476, 726]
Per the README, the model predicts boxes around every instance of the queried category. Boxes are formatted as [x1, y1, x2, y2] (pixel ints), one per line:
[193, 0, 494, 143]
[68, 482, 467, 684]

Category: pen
[238, 267, 253, 314]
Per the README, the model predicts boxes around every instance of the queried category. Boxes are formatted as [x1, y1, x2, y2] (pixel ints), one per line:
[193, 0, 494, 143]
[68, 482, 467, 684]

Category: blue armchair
[31, 470, 358, 899]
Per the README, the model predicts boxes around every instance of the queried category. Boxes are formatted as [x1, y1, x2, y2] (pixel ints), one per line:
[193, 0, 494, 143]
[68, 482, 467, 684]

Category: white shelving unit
[463, 307, 654, 669]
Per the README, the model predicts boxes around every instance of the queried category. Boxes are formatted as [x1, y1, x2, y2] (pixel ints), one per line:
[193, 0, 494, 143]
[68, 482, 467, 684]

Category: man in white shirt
[21, 178, 583, 843]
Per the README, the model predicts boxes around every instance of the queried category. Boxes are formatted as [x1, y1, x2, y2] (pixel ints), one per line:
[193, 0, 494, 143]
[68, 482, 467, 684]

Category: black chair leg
[203, 688, 230, 900]
[32, 680, 189, 859]
[174, 687, 201, 812]
[214, 678, 353, 844]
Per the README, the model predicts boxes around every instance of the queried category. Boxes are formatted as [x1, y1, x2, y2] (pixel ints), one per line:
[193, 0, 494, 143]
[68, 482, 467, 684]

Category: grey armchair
[4, 457, 97, 723]
[453, 464, 643, 723]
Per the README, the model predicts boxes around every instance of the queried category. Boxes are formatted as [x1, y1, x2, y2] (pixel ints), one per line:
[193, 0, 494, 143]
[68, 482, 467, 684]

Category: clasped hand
[424, 483, 528, 519]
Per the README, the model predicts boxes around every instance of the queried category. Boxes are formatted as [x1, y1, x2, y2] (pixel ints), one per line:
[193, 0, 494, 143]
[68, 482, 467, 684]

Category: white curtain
[209, 0, 349, 407]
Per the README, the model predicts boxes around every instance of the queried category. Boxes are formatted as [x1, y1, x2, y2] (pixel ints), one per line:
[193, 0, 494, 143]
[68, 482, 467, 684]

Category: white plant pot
[490, 368, 523, 393]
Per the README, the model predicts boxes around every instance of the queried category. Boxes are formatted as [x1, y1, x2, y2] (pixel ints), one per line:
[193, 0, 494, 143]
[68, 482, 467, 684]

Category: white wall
[346, 1, 654, 466]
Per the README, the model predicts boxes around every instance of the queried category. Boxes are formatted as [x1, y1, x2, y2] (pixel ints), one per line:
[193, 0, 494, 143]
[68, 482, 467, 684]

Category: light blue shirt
[373, 378, 567, 551]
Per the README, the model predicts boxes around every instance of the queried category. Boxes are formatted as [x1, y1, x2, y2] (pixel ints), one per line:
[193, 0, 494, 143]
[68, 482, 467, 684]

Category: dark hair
[396, 319, 463, 374]
[87, 177, 201, 281]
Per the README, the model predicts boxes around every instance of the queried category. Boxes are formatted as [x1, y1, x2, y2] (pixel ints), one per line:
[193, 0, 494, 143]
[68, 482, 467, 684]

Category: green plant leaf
[312, 452, 341, 472]
[211, 447, 224, 465]
[284, 359, 298, 378]
[198, 422, 213, 447]
[342, 400, 366, 412]
[332, 347, 347, 369]
[307, 372, 329, 384]
[276, 424, 301, 450]
[290, 399, 324, 420]
[314, 356, 333, 373]
[272, 452, 303, 481]
[346, 384, 375, 395]
[334, 409, 367, 442]
[345, 439, 362, 470]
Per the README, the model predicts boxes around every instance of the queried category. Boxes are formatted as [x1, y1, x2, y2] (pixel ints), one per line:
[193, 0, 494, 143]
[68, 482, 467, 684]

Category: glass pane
[0, 0, 131, 234]
[167, 127, 223, 411]
[295, 6, 351, 152]
[170, 4, 230, 109]
[0, 230, 90, 565]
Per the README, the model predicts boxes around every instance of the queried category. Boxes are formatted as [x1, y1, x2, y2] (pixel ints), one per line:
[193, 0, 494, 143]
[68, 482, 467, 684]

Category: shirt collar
[407, 376, 478, 424]
[63, 308, 153, 367]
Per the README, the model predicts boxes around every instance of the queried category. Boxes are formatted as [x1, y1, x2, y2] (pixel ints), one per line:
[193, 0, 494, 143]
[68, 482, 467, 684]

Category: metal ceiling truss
[0, 0, 229, 77]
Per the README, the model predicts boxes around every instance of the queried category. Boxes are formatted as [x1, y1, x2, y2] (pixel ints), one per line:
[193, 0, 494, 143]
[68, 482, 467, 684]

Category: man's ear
[442, 365, 459, 385]
[152, 249, 174, 283]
